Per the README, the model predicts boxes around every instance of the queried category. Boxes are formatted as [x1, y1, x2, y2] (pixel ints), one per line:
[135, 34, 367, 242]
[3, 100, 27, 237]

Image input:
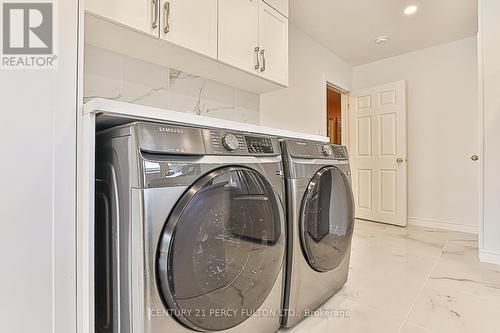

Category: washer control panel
[330, 145, 348, 159]
[321, 144, 334, 157]
[315, 143, 348, 159]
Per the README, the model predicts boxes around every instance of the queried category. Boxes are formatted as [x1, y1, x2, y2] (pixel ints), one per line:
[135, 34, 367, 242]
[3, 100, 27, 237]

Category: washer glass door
[157, 167, 285, 331]
[300, 166, 354, 272]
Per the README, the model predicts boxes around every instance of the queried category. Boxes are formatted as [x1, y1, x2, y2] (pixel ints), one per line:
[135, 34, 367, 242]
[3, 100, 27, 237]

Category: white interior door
[160, 0, 218, 59]
[349, 81, 407, 226]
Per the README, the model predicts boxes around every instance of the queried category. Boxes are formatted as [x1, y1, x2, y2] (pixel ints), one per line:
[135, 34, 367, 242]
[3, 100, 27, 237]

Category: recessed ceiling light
[374, 35, 390, 46]
[404, 5, 418, 15]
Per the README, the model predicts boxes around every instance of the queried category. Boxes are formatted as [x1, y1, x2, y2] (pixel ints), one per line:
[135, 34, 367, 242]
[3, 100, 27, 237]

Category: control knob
[322, 144, 334, 156]
[222, 134, 239, 151]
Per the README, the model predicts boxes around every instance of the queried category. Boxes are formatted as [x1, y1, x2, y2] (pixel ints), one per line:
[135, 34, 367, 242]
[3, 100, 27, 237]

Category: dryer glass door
[300, 166, 354, 272]
[156, 167, 285, 331]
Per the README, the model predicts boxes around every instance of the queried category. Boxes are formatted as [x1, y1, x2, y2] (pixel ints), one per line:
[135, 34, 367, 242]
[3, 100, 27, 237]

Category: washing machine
[95, 121, 286, 333]
[280, 139, 355, 328]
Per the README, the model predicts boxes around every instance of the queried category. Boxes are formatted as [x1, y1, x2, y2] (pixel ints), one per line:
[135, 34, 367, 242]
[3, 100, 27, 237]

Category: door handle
[152, 0, 159, 29]
[471, 155, 479, 161]
[396, 158, 404, 163]
[164, 1, 171, 34]
[254, 47, 260, 70]
[260, 49, 266, 72]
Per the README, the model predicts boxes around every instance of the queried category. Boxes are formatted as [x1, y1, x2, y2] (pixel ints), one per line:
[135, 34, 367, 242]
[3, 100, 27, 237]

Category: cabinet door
[258, 1, 289, 86]
[160, 0, 218, 59]
[218, 0, 260, 74]
[86, 0, 159, 37]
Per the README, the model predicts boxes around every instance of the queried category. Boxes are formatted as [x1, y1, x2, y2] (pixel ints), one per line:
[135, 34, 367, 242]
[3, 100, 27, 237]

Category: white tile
[368, 227, 448, 259]
[84, 45, 122, 102]
[206, 79, 236, 107]
[350, 220, 382, 250]
[338, 265, 425, 320]
[429, 237, 500, 299]
[204, 79, 237, 119]
[321, 296, 402, 333]
[407, 281, 500, 333]
[203, 80, 261, 124]
[285, 223, 500, 333]
[168, 69, 207, 114]
[447, 231, 478, 242]
[398, 323, 432, 333]
[282, 313, 329, 333]
[235, 89, 260, 124]
[404, 225, 451, 243]
[350, 233, 375, 251]
[236, 108, 260, 124]
[350, 241, 437, 281]
[84, 47, 261, 123]
[236, 89, 260, 111]
[122, 55, 169, 109]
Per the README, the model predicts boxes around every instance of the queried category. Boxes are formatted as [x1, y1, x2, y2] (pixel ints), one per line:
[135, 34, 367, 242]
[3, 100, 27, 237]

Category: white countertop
[84, 98, 329, 142]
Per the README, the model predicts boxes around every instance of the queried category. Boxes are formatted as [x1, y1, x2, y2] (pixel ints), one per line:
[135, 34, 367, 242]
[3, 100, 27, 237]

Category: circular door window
[156, 167, 285, 331]
[300, 166, 354, 272]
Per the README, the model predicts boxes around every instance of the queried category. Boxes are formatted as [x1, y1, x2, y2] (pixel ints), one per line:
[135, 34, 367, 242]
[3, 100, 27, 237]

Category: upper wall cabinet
[258, 2, 289, 85]
[218, 0, 260, 74]
[218, 0, 289, 86]
[85, 0, 289, 91]
[86, 0, 159, 37]
[160, 0, 218, 59]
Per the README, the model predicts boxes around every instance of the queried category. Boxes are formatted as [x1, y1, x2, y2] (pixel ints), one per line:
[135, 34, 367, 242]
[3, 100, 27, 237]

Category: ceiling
[290, 0, 478, 66]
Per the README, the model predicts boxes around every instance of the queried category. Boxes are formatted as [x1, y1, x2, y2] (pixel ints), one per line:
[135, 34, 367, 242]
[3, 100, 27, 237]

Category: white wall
[352, 37, 479, 233]
[479, 0, 500, 264]
[0, 0, 78, 332]
[260, 25, 352, 136]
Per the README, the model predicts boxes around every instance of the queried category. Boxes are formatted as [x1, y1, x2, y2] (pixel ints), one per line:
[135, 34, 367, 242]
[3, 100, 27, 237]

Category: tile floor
[283, 220, 500, 333]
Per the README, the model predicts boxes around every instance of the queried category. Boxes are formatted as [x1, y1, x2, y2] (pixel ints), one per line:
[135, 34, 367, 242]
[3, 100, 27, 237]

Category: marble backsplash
[84, 45, 260, 124]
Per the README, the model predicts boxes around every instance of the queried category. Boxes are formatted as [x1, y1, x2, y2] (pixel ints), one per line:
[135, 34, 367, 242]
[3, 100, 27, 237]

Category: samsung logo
[158, 127, 184, 134]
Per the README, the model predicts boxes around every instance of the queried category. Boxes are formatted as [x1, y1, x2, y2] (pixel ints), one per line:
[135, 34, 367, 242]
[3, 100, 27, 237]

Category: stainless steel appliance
[95, 122, 286, 333]
[281, 139, 355, 328]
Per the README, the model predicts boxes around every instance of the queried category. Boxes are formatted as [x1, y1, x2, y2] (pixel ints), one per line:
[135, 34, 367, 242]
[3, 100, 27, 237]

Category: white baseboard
[479, 249, 500, 266]
[408, 217, 478, 234]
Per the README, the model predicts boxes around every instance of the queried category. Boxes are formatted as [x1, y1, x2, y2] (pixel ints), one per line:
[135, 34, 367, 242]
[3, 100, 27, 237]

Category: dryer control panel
[245, 136, 274, 154]
[285, 139, 348, 160]
[204, 130, 279, 156]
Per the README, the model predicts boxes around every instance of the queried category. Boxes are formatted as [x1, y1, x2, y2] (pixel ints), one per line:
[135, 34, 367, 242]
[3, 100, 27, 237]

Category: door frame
[323, 78, 350, 145]
[477, 10, 485, 256]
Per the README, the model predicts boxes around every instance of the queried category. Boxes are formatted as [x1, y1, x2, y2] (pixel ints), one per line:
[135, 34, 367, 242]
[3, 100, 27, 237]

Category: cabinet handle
[260, 49, 266, 72]
[164, 1, 171, 34]
[152, 0, 159, 29]
[254, 47, 260, 70]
